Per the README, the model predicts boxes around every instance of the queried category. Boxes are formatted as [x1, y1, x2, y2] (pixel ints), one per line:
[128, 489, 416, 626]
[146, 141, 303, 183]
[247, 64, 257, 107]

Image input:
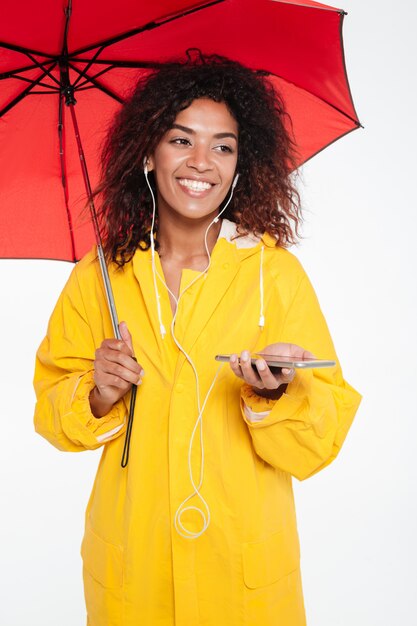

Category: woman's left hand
[229, 343, 314, 399]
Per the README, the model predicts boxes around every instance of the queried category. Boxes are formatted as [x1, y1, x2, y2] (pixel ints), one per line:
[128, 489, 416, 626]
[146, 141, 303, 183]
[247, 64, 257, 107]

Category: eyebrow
[171, 123, 238, 141]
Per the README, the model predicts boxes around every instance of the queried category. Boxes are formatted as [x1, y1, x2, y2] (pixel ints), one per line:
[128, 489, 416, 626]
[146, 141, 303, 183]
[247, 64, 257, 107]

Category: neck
[157, 211, 222, 263]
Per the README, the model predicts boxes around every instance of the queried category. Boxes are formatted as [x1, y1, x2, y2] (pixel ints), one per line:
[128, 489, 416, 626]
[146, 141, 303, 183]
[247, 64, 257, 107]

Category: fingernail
[230, 354, 237, 364]
[257, 360, 266, 371]
[137, 378, 142, 386]
[283, 368, 294, 376]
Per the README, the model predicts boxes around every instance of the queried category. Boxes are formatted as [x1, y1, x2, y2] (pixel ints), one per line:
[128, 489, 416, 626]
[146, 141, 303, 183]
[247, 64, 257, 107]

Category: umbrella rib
[68, 62, 124, 103]
[299, 124, 360, 168]
[296, 85, 361, 126]
[0, 42, 60, 87]
[0, 40, 56, 59]
[0, 60, 56, 81]
[337, 12, 361, 130]
[75, 65, 115, 88]
[317, 96, 361, 128]
[75, 86, 98, 92]
[273, 1, 345, 13]
[0, 64, 57, 118]
[72, 47, 105, 89]
[69, 0, 225, 57]
[24, 52, 61, 87]
[254, 65, 362, 128]
[58, 95, 77, 262]
[69, 58, 169, 68]
[4, 74, 60, 91]
[28, 90, 61, 95]
[74, 63, 152, 89]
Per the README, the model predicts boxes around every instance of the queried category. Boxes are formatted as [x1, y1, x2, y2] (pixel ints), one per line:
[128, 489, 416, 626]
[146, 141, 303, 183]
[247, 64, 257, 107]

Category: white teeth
[178, 179, 212, 191]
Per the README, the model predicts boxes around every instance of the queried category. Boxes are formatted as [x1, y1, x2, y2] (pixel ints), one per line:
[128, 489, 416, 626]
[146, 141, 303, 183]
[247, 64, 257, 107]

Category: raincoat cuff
[241, 370, 313, 429]
[61, 370, 127, 446]
[240, 384, 277, 421]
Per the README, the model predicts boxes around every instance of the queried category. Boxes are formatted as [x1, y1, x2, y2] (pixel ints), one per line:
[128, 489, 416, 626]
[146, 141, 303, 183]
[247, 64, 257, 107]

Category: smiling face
[147, 98, 238, 225]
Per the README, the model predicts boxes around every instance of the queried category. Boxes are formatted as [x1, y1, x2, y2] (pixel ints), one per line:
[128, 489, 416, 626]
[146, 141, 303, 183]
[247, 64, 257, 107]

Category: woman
[34, 55, 361, 626]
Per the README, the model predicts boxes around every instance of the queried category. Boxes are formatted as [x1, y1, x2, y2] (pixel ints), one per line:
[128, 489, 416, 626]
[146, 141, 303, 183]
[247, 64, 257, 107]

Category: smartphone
[215, 353, 336, 371]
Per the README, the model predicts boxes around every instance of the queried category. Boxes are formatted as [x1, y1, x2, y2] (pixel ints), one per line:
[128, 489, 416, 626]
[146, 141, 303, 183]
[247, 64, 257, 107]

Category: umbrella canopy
[0, 0, 360, 262]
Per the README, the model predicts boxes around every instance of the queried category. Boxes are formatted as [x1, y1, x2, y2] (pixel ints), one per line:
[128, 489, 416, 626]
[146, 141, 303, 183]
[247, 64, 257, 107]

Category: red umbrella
[0, 0, 360, 264]
[0, 0, 361, 466]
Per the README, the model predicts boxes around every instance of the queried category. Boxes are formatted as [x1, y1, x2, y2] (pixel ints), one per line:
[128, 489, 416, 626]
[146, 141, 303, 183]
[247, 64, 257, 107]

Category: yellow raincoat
[34, 220, 361, 626]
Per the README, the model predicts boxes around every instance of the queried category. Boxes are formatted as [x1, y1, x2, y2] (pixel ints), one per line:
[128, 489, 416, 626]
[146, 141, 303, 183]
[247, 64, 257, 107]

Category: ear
[146, 155, 155, 172]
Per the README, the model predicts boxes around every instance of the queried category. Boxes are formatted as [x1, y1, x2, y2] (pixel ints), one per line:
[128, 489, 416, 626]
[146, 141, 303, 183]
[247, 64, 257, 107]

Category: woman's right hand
[89, 321, 144, 418]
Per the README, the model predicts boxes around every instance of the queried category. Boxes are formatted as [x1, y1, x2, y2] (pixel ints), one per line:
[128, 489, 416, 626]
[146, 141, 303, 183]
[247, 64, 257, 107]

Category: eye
[214, 144, 234, 154]
[170, 137, 191, 146]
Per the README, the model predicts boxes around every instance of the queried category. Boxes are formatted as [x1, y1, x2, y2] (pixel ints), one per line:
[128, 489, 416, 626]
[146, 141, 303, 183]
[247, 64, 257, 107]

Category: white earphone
[141, 160, 239, 538]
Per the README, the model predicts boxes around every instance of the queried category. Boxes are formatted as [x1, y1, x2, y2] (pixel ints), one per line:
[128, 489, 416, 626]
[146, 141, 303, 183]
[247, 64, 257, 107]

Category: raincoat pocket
[242, 528, 299, 589]
[81, 525, 123, 589]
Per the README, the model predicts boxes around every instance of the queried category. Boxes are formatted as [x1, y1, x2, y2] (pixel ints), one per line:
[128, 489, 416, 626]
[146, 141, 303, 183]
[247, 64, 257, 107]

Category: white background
[1, 1, 416, 624]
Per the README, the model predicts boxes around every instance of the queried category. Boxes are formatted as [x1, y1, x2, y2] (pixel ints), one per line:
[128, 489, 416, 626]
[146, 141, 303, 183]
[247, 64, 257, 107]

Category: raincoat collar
[131, 220, 272, 354]
[131, 231, 235, 353]
[218, 218, 277, 252]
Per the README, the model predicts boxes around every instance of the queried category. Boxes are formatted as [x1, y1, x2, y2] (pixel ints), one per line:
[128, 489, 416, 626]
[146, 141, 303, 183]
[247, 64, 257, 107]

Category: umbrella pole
[68, 102, 137, 466]
[59, 4, 136, 466]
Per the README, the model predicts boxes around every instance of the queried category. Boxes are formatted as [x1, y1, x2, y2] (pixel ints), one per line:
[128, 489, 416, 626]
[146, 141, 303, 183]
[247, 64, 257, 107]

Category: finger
[94, 371, 133, 392]
[100, 338, 133, 356]
[302, 350, 316, 360]
[280, 367, 295, 385]
[96, 347, 142, 375]
[254, 359, 285, 390]
[229, 353, 245, 379]
[119, 321, 134, 356]
[239, 351, 264, 387]
[96, 360, 144, 385]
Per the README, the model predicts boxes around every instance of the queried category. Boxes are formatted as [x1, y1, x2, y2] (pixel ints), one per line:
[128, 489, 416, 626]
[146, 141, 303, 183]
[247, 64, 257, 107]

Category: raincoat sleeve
[240, 266, 361, 481]
[33, 263, 127, 452]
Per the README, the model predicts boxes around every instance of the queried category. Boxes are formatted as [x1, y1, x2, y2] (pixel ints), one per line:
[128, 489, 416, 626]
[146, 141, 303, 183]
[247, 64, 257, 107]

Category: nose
[186, 143, 213, 172]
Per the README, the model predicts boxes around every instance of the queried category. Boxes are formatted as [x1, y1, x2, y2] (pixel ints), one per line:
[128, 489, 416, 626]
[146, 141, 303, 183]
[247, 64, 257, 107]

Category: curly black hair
[96, 53, 301, 266]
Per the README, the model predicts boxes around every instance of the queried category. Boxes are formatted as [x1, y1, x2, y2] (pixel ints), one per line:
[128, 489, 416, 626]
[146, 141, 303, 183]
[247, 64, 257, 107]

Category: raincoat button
[175, 383, 184, 393]
[223, 262, 230, 269]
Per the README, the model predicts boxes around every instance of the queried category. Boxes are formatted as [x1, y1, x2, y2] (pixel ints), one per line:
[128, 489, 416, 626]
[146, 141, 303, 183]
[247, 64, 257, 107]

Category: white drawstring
[259, 245, 265, 329]
[145, 170, 167, 338]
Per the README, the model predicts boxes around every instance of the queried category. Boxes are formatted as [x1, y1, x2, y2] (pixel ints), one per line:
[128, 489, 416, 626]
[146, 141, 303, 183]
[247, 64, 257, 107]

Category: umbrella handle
[121, 383, 137, 468]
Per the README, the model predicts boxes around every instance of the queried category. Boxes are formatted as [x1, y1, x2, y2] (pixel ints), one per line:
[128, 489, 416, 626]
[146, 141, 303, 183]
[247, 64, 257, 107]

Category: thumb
[119, 321, 134, 356]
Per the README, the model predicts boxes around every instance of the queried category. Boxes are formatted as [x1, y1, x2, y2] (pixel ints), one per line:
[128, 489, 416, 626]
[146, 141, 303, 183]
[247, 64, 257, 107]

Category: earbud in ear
[143, 156, 149, 176]
[232, 173, 240, 189]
